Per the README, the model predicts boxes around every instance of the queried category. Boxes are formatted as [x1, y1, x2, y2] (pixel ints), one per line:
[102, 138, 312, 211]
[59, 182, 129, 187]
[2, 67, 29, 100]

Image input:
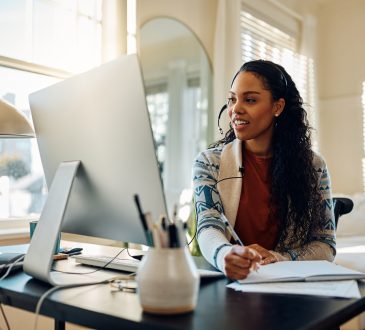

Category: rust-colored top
[234, 149, 279, 250]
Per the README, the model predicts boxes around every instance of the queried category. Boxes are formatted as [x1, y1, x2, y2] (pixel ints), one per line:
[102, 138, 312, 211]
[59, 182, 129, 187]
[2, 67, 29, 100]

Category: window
[0, 0, 102, 73]
[0, 66, 59, 218]
[240, 11, 297, 60]
[146, 78, 208, 182]
[0, 0, 102, 222]
[146, 84, 169, 174]
[240, 4, 318, 148]
[140, 18, 213, 212]
[186, 77, 209, 154]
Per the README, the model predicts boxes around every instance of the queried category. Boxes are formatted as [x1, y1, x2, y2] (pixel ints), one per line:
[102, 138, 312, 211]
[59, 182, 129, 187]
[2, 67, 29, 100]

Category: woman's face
[228, 71, 284, 145]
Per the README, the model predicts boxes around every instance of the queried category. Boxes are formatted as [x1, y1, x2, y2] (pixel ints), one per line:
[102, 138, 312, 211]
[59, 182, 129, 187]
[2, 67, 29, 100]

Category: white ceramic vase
[136, 247, 200, 314]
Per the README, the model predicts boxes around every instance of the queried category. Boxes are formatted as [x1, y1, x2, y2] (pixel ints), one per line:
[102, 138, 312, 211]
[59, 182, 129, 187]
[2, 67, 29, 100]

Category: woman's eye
[245, 98, 256, 103]
[227, 97, 236, 105]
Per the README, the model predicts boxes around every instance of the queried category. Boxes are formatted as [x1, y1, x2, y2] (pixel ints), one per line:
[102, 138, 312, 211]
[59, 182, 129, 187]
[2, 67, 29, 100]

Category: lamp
[0, 99, 35, 138]
[0, 98, 35, 218]
[0, 99, 36, 268]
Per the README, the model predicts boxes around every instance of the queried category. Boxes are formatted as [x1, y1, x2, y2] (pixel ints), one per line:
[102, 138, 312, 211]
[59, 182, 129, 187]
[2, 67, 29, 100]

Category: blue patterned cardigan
[193, 139, 336, 273]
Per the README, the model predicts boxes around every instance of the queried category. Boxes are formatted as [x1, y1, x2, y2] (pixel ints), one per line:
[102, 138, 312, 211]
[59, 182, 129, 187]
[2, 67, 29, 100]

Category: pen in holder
[136, 246, 200, 315]
[133, 195, 199, 314]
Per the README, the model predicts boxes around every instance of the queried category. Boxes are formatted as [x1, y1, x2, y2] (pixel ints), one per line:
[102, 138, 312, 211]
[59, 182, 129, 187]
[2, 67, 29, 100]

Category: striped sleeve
[192, 149, 232, 271]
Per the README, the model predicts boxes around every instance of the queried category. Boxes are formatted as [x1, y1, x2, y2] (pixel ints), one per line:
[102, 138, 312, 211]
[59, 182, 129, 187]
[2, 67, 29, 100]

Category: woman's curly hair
[211, 60, 324, 251]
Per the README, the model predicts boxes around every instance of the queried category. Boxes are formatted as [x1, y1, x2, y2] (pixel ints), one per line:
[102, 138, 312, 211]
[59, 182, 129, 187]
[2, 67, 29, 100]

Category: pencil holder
[136, 247, 200, 315]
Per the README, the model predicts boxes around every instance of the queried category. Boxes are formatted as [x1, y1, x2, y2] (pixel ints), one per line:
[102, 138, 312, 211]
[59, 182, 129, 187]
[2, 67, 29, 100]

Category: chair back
[333, 197, 354, 228]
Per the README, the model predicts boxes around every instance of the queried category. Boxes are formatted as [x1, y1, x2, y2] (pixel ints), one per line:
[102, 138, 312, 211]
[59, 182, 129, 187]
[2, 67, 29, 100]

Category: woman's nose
[232, 102, 245, 115]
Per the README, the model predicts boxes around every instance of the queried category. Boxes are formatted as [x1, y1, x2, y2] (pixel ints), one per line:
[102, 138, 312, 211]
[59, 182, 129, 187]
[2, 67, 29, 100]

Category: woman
[193, 60, 335, 280]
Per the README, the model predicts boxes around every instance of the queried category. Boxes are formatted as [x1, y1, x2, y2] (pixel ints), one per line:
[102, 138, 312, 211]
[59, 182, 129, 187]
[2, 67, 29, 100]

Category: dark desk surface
[1, 244, 365, 330]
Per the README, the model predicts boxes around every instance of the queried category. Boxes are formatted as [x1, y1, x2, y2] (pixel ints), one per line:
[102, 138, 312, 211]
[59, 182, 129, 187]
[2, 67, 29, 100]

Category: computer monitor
[23, 54, 168, 284]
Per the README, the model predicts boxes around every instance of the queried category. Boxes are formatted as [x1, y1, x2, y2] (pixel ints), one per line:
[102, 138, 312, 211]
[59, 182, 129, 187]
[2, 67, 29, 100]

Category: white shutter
[240, 2, 317, 149]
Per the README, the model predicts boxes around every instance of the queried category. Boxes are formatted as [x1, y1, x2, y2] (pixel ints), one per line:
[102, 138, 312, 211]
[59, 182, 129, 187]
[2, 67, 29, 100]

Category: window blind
[240, 4, 318, 149]
[240, 11, 297, 62]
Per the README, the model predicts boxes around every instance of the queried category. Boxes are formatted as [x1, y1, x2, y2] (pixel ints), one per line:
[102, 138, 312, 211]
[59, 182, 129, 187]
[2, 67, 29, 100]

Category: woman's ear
[273, 98, 285, 117]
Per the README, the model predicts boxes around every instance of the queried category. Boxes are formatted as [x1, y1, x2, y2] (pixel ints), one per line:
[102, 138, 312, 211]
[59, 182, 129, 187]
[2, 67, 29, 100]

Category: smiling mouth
[233, 119, 249, 126]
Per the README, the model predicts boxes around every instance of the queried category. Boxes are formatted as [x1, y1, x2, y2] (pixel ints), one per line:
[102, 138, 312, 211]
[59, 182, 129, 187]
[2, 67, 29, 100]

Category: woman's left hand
[247, 244, 278, 265]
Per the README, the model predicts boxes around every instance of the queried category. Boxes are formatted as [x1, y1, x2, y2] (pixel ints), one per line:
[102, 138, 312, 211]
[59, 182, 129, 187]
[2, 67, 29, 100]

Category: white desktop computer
[23, 54, 168, 285]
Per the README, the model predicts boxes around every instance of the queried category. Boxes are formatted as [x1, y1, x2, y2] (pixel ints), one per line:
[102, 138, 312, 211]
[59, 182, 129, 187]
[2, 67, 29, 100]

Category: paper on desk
[238, 261, 365, 284]
[227, 280, 361, 299]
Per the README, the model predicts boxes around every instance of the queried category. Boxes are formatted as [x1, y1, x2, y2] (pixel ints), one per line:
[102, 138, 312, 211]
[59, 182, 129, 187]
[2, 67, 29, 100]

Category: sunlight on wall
[127, 0, 137, 54]
[361, 81, 365, 191]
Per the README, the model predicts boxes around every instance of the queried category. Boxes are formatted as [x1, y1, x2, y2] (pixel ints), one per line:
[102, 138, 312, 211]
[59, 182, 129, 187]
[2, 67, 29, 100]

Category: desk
[1, 244, 365, 330]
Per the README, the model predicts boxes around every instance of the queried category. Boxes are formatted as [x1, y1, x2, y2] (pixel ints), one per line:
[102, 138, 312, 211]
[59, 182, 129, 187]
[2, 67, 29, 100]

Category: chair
[333, 197, 354, 229]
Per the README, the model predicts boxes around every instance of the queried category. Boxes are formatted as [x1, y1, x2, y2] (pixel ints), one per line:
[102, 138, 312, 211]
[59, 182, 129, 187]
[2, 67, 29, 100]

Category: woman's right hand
[224, 245, 262, 280]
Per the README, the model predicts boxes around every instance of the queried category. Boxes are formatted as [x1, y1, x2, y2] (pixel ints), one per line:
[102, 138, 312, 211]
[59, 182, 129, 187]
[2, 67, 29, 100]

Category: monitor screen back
[29, 54, 167, 245]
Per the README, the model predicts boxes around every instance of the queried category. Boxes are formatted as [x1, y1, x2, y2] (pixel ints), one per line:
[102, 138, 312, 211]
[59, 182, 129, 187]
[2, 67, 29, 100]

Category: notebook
[239, 261, 365, 284]
[228, 280, 361, 299]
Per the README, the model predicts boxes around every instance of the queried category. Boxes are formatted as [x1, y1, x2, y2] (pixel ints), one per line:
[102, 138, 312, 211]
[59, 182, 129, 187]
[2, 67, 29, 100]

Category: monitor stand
[23, 161, 104, 285]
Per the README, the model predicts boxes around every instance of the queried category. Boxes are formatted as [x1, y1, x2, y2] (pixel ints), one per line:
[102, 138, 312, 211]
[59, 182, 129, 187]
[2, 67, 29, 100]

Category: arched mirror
[140, 18, 213, 213]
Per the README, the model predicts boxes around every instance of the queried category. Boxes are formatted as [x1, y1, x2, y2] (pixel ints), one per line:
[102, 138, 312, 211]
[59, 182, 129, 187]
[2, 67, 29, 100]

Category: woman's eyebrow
[229, 91, 261, 95]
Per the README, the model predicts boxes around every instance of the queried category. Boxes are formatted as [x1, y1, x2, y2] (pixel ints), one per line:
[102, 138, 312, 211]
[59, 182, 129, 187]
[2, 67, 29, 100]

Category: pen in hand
[221, 213, 260, 272]
[221, 213, 243, 246]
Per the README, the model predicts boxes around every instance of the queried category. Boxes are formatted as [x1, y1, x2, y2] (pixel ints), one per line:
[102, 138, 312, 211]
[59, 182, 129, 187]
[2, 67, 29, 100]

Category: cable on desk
[0, 303, 10, 330]
[32, 275, 132, 330]
[0, 255, 25, 281]
[126, 247, 146, 260]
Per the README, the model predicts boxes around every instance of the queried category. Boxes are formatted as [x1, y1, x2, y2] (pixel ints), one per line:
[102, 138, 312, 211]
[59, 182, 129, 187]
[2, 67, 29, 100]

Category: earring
[274, 114, 279, 128]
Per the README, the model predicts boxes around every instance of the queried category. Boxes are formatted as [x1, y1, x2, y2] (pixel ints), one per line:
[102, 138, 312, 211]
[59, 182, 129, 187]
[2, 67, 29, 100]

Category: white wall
[316, 0, 365, 194]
